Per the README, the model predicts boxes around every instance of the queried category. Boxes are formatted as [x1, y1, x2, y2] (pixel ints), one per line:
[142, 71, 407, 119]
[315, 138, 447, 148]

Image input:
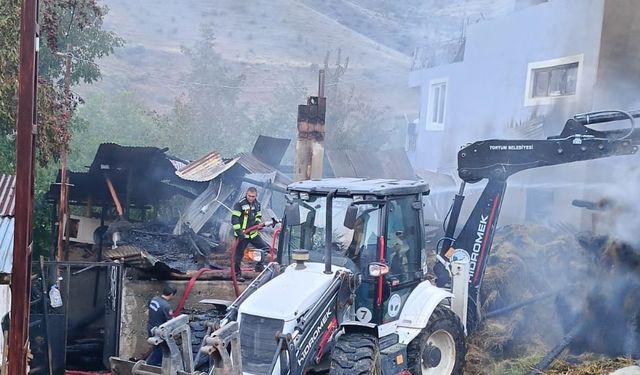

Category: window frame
[426, 77, 448, 131]
[524, 54, 583, 106]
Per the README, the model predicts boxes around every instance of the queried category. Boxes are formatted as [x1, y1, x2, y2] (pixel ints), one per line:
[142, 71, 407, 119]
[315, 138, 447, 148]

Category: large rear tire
[407, 305, 466, 375]
[329, 332, 381, 375]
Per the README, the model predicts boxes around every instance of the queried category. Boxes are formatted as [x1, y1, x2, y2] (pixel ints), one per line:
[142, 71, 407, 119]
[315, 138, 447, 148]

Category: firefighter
[231, 187, 269, 281]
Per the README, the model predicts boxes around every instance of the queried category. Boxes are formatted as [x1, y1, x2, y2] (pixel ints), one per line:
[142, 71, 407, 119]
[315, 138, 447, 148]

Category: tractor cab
[277, 178, 430, 324]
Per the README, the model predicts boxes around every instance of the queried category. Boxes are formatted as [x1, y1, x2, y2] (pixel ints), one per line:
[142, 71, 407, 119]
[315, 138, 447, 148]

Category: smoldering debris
[465, 224, 585, 374]
[465, 222, 640, 374]
[55, 139, 291, 280]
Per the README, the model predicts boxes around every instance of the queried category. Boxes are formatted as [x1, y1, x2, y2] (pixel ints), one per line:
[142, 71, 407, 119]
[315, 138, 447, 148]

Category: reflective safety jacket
[231, 197, 262, 238]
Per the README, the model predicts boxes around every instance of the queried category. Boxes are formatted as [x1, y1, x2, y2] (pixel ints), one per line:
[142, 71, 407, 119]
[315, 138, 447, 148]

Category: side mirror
[284, 202, 301, 226]
[343, 205, 358, 229]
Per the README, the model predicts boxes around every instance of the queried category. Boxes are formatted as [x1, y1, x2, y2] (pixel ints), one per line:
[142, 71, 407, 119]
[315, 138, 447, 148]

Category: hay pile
[481, 354, 635, 374]
[464, 224, 594, 374]
[543, 356, 635, 374]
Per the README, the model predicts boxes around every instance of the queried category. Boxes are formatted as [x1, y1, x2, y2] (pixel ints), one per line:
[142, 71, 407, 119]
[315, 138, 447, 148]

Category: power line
[62, 52, 366, 93]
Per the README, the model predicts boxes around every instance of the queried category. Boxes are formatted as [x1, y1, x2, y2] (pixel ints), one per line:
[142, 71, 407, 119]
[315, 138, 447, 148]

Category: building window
[524, 54, 583, 106]
[531, 62, 578, 98]
[426, 78, 447, 130]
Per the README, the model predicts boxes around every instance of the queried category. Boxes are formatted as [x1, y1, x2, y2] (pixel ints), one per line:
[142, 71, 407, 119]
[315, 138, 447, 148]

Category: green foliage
[247, 50, 404, 166]
[32, 165, 59, 257]
[69, 92, 160, 170]
[39, 0, 124, 85]
[0, 1, 20, 140]
[0, 0, 123, 169]
[252, 76, 308, 141]
[0, 0, 123, 259]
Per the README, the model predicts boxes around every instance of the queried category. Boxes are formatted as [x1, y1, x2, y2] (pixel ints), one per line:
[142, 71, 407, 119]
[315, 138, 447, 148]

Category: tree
[0, 0, 123, 167]
[252, 76, 308, 138]
[0, 0, 123, 257]
[69, 92, 159, 170]
[155, 24, 250, 158]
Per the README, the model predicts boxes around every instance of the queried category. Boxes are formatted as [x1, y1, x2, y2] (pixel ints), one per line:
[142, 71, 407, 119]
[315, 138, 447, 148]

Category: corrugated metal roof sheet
[88, 143, 178, 183]
[0, 175, 16, 217]
[414, 169, 457, 188]
[251, 135, 291, 167]
[0, 217, 14, 274]
[175, 152, 239, 182]
[326, 149, 416, 180]
[237, 153, 292, 187]
[378, 149, 417, 180]
[173, 180, 236, 234]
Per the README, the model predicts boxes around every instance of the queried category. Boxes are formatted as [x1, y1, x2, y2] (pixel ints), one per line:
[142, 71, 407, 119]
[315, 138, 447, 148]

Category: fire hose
[174, 220, 279, 315]
[173, 268, 215, 316]
[230, 220, 279, 297]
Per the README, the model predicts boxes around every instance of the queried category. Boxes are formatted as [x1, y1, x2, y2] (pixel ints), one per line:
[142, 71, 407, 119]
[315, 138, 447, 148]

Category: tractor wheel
[329, 332, 381, 375]
[407, 305, 466, 375]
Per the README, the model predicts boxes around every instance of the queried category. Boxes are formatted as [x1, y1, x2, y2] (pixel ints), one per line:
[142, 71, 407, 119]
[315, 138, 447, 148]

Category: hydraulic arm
[439, 110, 640, 330]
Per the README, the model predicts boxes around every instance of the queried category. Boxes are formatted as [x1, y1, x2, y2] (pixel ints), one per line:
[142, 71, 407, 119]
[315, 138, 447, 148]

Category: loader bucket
[109, 357, 137, 375]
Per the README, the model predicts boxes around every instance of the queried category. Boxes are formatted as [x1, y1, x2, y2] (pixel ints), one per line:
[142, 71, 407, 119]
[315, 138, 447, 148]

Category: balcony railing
[411, 37, 466, 71]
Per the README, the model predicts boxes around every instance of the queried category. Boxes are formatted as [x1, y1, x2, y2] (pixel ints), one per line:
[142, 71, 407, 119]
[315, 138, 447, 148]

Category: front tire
[407, 305, 466, 375]
[329, 332, 381, 375]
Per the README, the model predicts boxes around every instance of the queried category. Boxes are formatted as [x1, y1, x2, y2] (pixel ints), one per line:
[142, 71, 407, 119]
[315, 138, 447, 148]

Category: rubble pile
[102, 217, 276, 279]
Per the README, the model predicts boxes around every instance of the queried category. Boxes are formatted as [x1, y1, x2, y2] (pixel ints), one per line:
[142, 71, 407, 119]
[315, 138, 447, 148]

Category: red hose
[229, 238, 241, 297]
[270, 227, 281, 262]
[175, 222, 277, 309]
[173, 268, 215, 316]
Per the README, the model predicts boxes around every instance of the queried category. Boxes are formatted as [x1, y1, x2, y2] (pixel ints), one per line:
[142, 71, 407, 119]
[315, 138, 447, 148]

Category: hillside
[81, 0, 512, 115]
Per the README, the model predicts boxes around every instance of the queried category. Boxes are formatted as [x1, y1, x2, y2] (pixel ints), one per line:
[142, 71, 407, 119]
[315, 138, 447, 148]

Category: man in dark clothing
[231, 187, 269, 281]
[146, 285, 177, 366]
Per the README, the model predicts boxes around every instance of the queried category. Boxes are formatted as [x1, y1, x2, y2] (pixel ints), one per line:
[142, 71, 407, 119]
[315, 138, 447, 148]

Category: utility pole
[294, 70, 326, 181]
[10, 0, 39, 373]
[56, 45, 72, 261]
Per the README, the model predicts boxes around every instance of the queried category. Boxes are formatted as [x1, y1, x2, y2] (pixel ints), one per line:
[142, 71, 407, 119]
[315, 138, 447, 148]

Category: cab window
[385, 197, 420, 284]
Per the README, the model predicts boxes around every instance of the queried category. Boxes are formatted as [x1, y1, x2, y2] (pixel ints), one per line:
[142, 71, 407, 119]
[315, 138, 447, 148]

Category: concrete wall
[408, 0, 610, 229]
[119, 277, 242, 358]
[409, 0, 606, 171]
[594, 0, 640, 109]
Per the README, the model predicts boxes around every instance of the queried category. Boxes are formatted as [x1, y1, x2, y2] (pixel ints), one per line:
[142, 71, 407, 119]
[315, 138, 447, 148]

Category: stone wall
[118, 278, 242, 358]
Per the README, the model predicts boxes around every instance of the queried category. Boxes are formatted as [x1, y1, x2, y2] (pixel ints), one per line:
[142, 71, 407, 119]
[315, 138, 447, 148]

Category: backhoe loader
[113, 109, 640, 375]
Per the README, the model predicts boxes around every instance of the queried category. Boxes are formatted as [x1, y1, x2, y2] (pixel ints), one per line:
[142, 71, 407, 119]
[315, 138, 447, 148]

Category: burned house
[39, 137, 291, 372]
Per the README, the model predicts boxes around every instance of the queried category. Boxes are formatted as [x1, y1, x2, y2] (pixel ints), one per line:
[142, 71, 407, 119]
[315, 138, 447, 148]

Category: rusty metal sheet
[175, 152, 239, 182]
[0, 175, 16, 217]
